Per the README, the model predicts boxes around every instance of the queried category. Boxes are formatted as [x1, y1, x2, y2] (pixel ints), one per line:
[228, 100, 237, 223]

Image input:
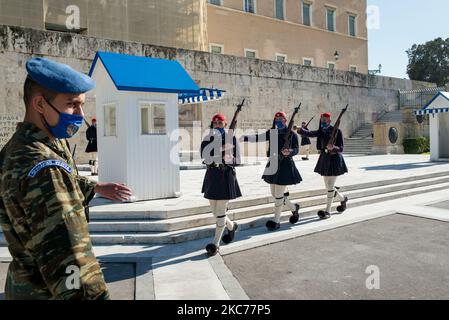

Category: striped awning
[414, 108, 449, 115]
[413, 92, 449, 116]
[178, 88, 225, 105]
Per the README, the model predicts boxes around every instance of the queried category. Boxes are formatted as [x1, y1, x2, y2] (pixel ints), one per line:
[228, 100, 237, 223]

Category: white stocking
[323, 176, 345, 212]
[210, 200, 232, 247]
[270, 184, 287, 223]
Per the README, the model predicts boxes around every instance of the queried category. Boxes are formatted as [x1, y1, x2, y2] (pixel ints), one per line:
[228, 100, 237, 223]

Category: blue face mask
[321, 122, 330, 130]
[43, 98, 84, 139]
[216, 127, 225, 135]
[275, 120, 285, 129]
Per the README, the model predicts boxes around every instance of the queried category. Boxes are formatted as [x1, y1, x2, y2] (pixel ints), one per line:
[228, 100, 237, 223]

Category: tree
[406, 37, 449, 86]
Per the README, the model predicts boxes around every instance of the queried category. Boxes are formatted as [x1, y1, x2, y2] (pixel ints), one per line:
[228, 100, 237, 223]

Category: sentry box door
[127, 99, 180, 200]
[439, 113, 449, 159]
[99, 101, 127, 183]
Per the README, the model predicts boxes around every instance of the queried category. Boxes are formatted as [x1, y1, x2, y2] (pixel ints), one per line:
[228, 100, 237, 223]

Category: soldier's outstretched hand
[94, 182, 133, 202]
[224, 153, 235, 164]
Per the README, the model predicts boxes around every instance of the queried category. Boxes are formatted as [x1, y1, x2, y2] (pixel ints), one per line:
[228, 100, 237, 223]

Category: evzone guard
[299, 106, 349, 219]
[294, 116, 314, 161]
[242, 106, 302, 231]
[200, 100, 245, 256]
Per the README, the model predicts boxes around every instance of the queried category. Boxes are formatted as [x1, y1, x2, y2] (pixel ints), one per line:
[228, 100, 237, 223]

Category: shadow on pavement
[361, 161, 448, 171]
[98, 212, 330, 273]
[100, 263, 136, 300]
[101, 263, 136, 283]
[0, 210, 342, 300]
[100, 250, 206, 273]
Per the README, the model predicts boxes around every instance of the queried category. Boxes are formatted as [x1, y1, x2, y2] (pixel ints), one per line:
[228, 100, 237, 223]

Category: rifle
[326, 104, 349, 154]
[205, 99, 246, 166]
[280, 103, 301, 158]
[229, 99, 245, 132]
[305, 116, 315, 129]
[296, 115, 315, 132]
[84, 119, 91, 128]
[72, 144, 77, 159]
[223, 99, 245, 161]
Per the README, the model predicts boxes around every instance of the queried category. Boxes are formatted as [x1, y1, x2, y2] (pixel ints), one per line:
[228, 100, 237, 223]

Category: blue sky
[367, 0, 449, 79]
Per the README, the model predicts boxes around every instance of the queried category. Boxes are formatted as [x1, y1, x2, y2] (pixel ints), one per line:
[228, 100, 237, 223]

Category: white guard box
[414, 92, 449, 162]
[89, 51, 201, 201]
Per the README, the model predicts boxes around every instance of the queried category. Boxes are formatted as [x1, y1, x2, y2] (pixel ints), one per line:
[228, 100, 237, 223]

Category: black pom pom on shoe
[266, 220, 281, 231]
[317, 210, 331, 220]
[289, 204, 300, 224]
[337, 196, 349, 213]
[205, 243, 218, 256]
[222, 222, 239, 244]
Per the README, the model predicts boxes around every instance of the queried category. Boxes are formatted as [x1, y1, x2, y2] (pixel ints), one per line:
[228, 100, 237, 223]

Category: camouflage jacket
[0, 122, 109, 300]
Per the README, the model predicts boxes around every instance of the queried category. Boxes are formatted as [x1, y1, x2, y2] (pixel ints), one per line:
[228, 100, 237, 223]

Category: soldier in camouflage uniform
[0, 57, 132, 300]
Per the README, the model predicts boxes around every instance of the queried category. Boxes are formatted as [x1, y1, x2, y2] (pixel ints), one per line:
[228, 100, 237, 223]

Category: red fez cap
[212, 114, 226, 122]
[274, 111, 287, 119]
[92, 117, 97, 122]
[321, 112, 331, 118]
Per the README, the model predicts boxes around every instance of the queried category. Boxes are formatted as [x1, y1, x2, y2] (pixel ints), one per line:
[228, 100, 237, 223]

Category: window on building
[327, 62, 336, 70]
[104, 103, 117, 137]
[140, 102, 166, 135]
[210, 44, 224, 54]
[208, 0, 221, 5]
[276, 54, 287, 63]
[348, 15, 356, 36]
[303, 58, 313, 67]
[326, 8, 336, 32]
[44, 5, 87, 34]
[244, 0, 256, 13]
[245, 49, 257, 59]
[275, 0, 284, 20]
[349, 65, 358, 72]
[302, 2, 312, 26]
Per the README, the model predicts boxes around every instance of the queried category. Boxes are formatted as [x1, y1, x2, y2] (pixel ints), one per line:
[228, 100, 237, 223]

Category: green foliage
[403, 137, 430, 154]
[406, 38, 449, 86]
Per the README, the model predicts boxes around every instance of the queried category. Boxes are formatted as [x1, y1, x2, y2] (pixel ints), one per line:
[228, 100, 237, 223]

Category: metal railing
[398, 87, 445, 109]
[375, 107, 390, 122]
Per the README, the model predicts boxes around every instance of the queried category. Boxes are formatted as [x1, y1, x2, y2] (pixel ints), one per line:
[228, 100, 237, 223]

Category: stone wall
[0, 25, 433, 162]
[0, 0, 208, 51]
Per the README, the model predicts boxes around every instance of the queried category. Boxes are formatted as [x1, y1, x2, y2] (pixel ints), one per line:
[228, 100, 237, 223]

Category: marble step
[87, 175, 449, 233]
[1, 178, 448, 246]
[88, 171, 449, 221]
[88, 181, 449, 245]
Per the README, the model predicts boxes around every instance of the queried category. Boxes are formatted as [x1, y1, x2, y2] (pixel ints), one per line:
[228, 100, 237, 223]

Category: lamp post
[369, 64, 382, 75]
[334, 50, 339, 61]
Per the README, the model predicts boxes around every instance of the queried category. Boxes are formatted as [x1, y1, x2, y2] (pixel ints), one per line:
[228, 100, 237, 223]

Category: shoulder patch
[28, 160, 73, 178]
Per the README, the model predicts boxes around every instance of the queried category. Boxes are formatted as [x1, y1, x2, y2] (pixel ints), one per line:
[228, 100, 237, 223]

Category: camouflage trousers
[5, 263, 110, 300]
[5, 264, 52, 300]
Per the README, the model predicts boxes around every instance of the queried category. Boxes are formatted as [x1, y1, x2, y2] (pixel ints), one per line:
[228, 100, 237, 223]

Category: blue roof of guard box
[89, 52, 199, 94]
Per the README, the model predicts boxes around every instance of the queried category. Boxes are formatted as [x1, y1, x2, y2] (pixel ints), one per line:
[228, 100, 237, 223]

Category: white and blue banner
[178, 88, 225, 105]
[414, 108, 449, 115]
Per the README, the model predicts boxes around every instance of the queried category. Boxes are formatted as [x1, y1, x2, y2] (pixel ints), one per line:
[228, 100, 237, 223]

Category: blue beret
[26, 57, 95, 94]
